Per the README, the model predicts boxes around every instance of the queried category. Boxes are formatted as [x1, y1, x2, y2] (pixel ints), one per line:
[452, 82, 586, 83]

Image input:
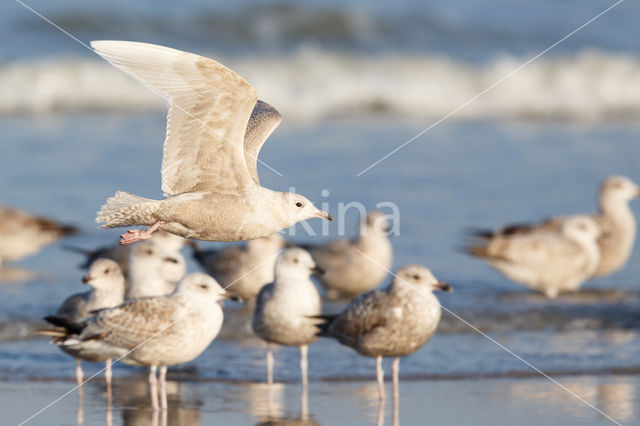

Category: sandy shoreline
[4, 373, 637, 425]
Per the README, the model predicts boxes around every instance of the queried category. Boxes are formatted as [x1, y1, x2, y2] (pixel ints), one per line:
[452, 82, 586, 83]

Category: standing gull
[126, 240, 186, 299]
[317, 265, 451, 400]
[469, 175, 639, 278]
[46, 272, 230, 411]
[467, 216, 601, 298]
[252, 248, 322, 387]
[304, 210, 393, 299]
[91, 41, 332, 244]
[39, 258, 126, 388]
[0, 205, 76, 266]
[192, 233, 285, 302]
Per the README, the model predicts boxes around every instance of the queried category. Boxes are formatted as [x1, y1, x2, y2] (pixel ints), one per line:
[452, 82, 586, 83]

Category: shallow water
[1, 115, 640, 424]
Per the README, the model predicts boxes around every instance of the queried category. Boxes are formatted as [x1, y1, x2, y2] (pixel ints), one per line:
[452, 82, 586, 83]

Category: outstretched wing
[91, 41, 258, 195]
[244, 100, 282, 184]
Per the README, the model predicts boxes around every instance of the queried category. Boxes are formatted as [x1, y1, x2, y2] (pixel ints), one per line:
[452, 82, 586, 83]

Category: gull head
[176, 272, 231, 301]
[129, 241, 186, 284]
[395, 264, 452, 293]
[362, 210, 391, 236]
[599, 175, 640, 207]
[275, 247, 321, 280]
[561, 215, 601, 245]
[82, 258, 125, 290]
[280, 192, 333, 225]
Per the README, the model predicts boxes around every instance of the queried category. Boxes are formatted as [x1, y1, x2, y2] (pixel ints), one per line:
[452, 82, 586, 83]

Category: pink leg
[392, 357, 400, 426]
[159, 366, 168, 411]
[120, 221, 165, 245]
[149, 365, 159, 411]
[267, 344, 274, 386]
[105, 358, 113, 406]
[376, 356, 385, 401]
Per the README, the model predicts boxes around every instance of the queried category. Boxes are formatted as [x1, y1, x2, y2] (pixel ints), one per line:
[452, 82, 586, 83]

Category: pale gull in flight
[91, 41, 332, 244]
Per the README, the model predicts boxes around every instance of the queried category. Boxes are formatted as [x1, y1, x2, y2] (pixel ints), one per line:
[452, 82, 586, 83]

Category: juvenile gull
[0, 205, 76, 265]
[469, 175, 639, 278]
[467, 216, 601, 298]
[39, 259, 125, 388]
[304, 210, 392, 298]
[47, 272, 230, 410]
[192, 233, 285, 302]
[252, 248, 322, 386]
[317, 265, 451, 400]
[126, 240, 186, 299]
[91, 41, 332, 244]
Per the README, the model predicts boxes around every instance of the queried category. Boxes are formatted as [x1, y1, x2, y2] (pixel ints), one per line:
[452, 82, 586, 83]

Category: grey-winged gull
[91, 41, 332, 244]
[316, 265, 451, 400]
[39, 258, 125, 388]
[252, 248, 322, 387]
[303, 210, 392, 299]
[46, 272, 230, 410]
[467, 215, 601, 298]
[469, 175, 639, 278]
[192, 232, 285, 302]
[0, 205, 76, 266]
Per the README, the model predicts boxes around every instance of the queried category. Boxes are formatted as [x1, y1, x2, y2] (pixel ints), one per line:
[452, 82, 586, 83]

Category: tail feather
[44, 315, 86, 335]
[466, 245, 489, 258]
[96, 191, 159, 228]
[309, 314, 337, 337]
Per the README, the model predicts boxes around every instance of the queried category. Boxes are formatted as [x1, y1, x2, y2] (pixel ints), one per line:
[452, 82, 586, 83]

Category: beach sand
[5, 373, 638, 425]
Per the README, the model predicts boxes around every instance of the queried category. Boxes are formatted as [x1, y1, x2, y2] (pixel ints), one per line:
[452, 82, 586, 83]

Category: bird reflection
[246, 382, 319, 426]
[115, 377, 202, 426]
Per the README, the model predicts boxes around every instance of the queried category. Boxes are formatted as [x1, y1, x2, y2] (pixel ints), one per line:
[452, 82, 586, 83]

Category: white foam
[2, 49, 640, 122]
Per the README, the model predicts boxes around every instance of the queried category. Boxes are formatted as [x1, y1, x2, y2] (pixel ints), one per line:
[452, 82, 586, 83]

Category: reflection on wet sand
[245, 382, 319, 426]
[114, 378, 202, 426]
[507, 377, 634, 423]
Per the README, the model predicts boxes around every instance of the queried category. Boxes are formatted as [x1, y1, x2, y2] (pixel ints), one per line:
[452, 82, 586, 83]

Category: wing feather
[244, 100, 282, 184]
[91, 41, 258, 195]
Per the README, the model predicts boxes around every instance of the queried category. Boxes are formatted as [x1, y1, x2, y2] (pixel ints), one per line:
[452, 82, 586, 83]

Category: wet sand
[5, 373, 638, 425]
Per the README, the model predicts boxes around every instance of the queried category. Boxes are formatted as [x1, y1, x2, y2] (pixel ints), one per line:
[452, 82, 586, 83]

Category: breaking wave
[2, 48, 640, 122]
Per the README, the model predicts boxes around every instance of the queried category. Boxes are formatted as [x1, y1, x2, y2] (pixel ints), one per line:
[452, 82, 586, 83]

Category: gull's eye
[412, 274, 420, 280]
[296, 202, 303, 208]
[199, 284, 208, 290]
[104, 268, 109, 274]
[145, 249, 153, 255]
[293, 258, 299, 264]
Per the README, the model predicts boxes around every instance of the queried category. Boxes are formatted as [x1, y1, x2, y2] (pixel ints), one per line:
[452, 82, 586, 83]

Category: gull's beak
[81, 274, 92, 284]
[311, 266, 325, 276]
[314, 209, 333, 221]
[433, 281, 452, 292]
[221, 290, 237, 300]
